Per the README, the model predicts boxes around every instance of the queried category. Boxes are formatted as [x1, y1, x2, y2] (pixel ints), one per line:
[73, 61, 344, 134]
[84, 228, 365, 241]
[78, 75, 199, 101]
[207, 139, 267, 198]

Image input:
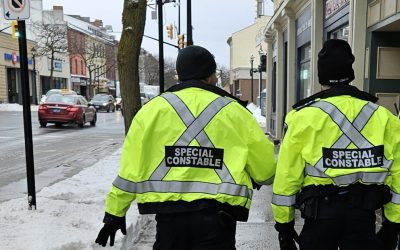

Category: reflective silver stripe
[308, 102, 378, 174]
[176, 97, 231, 145]
[352, 102, 378, 130]
[149, 159, 168, 180]
[391, 190, 400, 205]
[257, 176, 275, 185]
[113, 176, 253, 199]
[333, 171, 388, 186]
[305, 165, 328, 178]
[161, 92, 193, 125]
[311, 101, 372, 148]
[195, 129, 235, 183]
[305, 101, 393, 179]
[271, 193, 297, 206]
[150, 93, 235, 184]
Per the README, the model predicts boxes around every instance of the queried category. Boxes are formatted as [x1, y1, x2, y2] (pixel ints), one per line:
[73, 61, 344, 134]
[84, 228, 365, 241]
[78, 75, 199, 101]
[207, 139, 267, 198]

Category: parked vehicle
[89, 94, 115, 112]
[38, 94, 96, 128]
[40, 89, 77, 104]
[140, 92, 149, 106]
[115, 96, 122, 111]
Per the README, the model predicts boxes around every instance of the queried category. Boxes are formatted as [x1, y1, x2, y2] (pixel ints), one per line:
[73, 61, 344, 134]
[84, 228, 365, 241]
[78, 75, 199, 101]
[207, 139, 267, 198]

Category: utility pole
[157, 0, 165, 93]
[178, 0, 181, 35]
[18, 20, 36, 209]
[186, 0, 193, 46]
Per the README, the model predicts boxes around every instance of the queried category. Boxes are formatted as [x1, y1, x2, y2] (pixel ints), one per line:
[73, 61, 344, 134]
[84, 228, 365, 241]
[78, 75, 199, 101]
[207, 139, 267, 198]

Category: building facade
[64, 13, 118, 99]
[227, 16, 270, 106]
[0, 33, 38, 104]
[258, 0, 400, 140]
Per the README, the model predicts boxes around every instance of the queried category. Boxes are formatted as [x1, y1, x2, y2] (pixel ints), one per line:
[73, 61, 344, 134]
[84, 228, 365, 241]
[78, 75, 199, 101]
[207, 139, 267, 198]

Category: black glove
[377, 219, 399, 250]
[275, 221, 299, 250]
[95, 212, 127, 247]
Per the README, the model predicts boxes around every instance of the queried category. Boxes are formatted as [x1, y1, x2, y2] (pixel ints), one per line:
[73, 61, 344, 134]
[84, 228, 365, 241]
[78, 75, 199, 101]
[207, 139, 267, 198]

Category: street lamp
[31, 47, 37, 104]
[250, 55, 255, 103]
[258, 48, 266, 108]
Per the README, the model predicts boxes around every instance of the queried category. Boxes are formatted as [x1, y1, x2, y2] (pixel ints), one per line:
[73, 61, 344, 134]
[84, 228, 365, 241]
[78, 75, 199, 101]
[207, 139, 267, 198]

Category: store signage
[325, 0, 349, 19]
[48, 59, 63, 72]
[71, 77, 81, 82]
[4, 52, 32, 65]
[297, 19, 311, 36]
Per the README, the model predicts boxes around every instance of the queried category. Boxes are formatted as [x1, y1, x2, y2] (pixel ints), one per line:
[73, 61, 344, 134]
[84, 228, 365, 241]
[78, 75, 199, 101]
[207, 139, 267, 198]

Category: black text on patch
[165, 146, 224, 169]
[322, 146, 384, 168]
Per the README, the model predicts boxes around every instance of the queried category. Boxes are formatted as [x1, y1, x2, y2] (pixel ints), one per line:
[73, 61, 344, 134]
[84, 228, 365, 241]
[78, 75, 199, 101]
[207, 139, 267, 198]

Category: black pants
[153, 210, 237, 250]
[299, 197, 382, 250]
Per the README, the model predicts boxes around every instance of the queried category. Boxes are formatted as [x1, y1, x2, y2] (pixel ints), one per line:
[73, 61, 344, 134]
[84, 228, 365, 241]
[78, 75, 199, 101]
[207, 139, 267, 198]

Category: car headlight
[103, 103, 108, 106]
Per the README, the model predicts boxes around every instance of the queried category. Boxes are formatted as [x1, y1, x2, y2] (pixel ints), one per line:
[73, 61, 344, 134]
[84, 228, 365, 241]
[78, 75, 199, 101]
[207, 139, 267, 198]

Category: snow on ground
[0, 149, 139, 250]
[247, 103, 266, 128]
[0, 103, 38, 112]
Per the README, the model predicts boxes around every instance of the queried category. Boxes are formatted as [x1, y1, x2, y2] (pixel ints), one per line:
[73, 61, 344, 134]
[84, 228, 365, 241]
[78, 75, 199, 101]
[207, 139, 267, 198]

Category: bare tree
[139, 51, 159, 85]
[164, 57, 178, 90]
[119, 0, 147, 133]
[217, 64, 230, 88]
[31, 19, 68, 88]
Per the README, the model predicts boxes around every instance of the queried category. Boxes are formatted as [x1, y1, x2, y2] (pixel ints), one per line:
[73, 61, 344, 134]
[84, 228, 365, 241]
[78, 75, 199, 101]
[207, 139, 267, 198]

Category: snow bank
[247, 103, 266, 128]
[0, 148, 139, 250]
[0, 103, 38, 112]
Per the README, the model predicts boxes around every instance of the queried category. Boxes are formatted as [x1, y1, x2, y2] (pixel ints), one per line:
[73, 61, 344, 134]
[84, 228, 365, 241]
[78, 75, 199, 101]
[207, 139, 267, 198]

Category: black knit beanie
[176, 45, 217, 81]
[318, 39, 355, 85]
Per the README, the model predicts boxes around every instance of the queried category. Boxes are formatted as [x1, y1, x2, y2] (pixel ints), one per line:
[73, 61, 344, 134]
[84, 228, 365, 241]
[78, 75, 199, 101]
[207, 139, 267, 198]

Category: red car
[38, 94, 97, 128]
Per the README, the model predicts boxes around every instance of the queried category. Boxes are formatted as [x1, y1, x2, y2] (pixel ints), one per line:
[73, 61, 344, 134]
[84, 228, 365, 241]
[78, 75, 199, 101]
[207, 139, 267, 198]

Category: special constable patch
[322, 146, 384, 169]
[165, 146, 224, 169]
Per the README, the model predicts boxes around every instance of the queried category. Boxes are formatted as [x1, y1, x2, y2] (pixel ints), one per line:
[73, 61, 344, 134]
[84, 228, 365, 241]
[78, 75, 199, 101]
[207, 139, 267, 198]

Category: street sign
[3, 0, 30, 20]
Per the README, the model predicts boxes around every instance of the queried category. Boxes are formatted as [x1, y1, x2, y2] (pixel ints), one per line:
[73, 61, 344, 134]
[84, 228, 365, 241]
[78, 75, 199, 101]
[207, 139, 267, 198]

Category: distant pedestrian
[95, 45, 276, 249]
[272, 39, 400, 250]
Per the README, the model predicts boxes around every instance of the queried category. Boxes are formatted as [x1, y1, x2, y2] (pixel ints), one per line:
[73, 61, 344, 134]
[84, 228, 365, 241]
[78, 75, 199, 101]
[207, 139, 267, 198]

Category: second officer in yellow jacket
[272, 39, 400, 250]
[95, 45, 276, 249]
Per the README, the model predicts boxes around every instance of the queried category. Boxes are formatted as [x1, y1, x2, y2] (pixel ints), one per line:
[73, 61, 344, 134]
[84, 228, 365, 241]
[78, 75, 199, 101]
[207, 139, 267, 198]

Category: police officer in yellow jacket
[95, 45, 276, 249]
[272, 39, 400, 250]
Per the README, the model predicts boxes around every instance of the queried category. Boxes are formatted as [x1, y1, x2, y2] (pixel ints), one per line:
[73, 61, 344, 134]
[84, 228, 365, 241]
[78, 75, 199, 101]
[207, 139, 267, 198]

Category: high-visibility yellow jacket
[105, 82, 276, 221]
[272, 94, 400, 224]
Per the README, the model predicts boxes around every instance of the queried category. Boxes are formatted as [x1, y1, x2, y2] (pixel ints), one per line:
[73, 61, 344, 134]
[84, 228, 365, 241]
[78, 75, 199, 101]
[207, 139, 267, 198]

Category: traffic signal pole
[157, 0, 165, 93]
[18, 20, 36, 210]
[186, 0, 193, 46]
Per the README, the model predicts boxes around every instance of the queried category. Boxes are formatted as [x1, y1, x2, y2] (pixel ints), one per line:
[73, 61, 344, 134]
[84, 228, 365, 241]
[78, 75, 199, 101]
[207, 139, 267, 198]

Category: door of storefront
[7, 68, 18, 103]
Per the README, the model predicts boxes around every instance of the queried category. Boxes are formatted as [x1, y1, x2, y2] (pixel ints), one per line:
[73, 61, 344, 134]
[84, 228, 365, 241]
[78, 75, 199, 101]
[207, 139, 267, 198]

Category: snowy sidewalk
[0, 148, 139, 250]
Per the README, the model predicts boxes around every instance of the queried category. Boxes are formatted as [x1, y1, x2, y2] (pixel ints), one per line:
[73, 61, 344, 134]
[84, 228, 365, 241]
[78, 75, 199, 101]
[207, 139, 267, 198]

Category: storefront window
[329, 24, 349, 41]
[298, 44, 311, 100]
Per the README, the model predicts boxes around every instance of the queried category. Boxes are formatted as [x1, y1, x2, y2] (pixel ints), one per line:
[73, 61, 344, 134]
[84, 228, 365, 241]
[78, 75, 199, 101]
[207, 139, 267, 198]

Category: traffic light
[178, 34, 185, 49]
[260, 54, 266, 72]
[166, 24, 173, 39]
[11, 21, 20, 39]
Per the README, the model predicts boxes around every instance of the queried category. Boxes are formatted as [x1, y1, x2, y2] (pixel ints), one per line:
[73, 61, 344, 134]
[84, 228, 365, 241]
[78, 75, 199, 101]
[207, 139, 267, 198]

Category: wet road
[0, 110, 125, 202]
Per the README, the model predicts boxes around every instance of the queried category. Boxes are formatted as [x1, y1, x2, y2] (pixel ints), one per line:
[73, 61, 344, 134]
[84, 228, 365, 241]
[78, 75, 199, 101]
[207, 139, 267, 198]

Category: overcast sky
[42, 0, 273, 67]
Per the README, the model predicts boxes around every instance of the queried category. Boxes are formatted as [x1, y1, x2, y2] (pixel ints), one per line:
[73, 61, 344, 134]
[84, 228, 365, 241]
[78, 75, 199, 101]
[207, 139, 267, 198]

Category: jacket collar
[292, 84, 378, 109]
[166, 80, 248, 108]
